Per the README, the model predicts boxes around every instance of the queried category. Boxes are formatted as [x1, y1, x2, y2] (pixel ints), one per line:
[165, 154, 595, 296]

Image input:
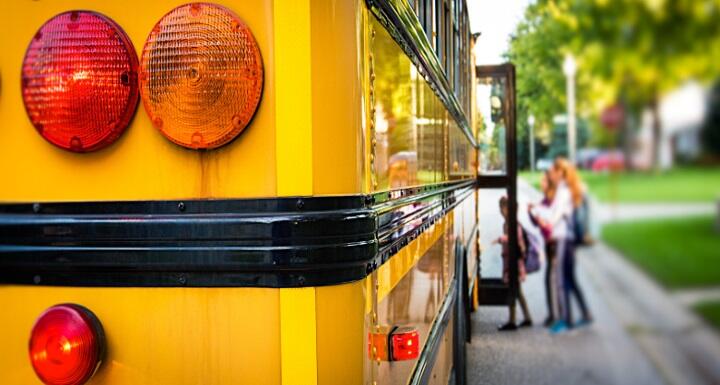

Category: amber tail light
[139, 2, 264, 150]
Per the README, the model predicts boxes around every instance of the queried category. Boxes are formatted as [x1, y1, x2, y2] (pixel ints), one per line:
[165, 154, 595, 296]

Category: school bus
[0, 0, 498, 384]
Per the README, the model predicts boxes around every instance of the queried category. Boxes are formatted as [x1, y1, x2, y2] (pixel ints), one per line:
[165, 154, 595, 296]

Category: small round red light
[29, 304, 105, 385]
[21, 11, 139, 152]
[139, 3, 264, 149]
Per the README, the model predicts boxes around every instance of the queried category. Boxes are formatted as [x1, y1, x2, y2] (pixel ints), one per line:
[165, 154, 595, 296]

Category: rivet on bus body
[364, 195, 374, 206]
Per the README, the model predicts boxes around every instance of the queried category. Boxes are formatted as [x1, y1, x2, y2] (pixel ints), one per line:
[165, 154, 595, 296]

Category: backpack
[521, 225, 542, 274]
[572, 197, 590, 246]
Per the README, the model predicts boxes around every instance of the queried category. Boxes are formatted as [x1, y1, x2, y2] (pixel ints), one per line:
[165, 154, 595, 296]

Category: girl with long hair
[553, 158, 593, 331]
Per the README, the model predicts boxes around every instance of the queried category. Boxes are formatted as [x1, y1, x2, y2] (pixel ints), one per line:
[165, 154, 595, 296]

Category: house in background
[633, 81, 708, 170]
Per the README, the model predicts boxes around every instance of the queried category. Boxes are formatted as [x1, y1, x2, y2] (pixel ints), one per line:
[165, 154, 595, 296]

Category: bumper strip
[0, 180, 475, 287]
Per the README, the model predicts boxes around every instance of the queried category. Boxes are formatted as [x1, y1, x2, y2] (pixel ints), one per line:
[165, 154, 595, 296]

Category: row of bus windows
[371, 18, 475, 191]
[409, 0, 473, 116]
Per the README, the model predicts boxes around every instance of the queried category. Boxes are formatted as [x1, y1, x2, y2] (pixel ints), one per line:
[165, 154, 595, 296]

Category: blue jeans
[557, 240, 590, 325]
[545, 241, 557, 320]
[553, 239, 567, 323]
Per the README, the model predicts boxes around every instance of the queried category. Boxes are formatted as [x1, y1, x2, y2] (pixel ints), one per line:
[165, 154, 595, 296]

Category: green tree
[508, 0, 720, 169]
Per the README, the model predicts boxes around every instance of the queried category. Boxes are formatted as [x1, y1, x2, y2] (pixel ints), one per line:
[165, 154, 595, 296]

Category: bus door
[473, 63, 521, 308]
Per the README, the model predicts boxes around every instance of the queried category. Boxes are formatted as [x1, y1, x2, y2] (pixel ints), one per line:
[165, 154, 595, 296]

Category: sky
[467, 0, 532, 65]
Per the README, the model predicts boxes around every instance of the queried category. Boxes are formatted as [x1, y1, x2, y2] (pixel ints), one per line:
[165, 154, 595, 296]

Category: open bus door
[474, 63, 521, 308]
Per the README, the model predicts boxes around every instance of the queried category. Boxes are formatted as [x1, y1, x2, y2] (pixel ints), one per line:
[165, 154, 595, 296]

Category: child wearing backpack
[494, 196, 533, 331]
[528, 172, 559, 327]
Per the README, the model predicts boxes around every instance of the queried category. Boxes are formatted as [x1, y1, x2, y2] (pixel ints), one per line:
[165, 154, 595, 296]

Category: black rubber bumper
[0, 180, 475, 287]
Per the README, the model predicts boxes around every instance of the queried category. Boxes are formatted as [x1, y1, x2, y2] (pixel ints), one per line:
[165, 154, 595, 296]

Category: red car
[591, 152, 625, 171]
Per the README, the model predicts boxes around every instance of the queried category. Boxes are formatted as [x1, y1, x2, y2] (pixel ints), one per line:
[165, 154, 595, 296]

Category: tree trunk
[620, 100, 634, 171]
[650, 94, 662, 171]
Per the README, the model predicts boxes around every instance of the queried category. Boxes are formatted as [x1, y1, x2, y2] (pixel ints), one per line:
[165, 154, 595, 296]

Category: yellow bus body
[0, 0, 365, 201]
[0, 1, 478, 384]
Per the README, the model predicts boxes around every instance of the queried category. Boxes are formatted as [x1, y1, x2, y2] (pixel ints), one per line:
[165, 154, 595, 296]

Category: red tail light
[139, 3, 264, 149]
[29, 304, 105, 385]
[21, 11, 138, 152]
[390, 327, 420, 361]
[368, 326, 420, 361]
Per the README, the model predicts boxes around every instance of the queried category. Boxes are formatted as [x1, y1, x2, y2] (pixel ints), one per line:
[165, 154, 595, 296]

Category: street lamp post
[528, 115, 535, 172]
[563, 54, 577, 164]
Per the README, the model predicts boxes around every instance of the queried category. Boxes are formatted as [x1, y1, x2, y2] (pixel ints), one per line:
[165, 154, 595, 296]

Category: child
[494, 196, 532, 331]
[553, 158, 593, 329]
[528, 172, 558, 327]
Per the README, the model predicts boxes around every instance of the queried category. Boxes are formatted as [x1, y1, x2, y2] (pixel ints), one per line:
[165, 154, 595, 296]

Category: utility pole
[528, 115, 535, 171]
[563, 54, 577, 164]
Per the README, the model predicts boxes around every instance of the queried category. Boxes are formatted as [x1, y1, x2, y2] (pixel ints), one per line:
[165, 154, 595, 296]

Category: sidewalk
[468, 248, 665, 385]
[596, 202, 715, 224]
[581, 243, 720, 385]
[467, 180, 720, 385]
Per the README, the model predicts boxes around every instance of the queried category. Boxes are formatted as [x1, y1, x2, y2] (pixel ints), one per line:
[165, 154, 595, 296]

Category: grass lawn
[695, 301, 720, 330]
[602, 215, 720, 289]
[519, 170, 543, 190]
[520, 167, 720, 203]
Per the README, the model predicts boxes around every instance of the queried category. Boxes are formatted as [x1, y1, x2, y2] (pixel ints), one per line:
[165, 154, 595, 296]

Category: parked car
[592, 151, 625, 172]
[577, 148, 602, 169]
[536, 158, 554, 171]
